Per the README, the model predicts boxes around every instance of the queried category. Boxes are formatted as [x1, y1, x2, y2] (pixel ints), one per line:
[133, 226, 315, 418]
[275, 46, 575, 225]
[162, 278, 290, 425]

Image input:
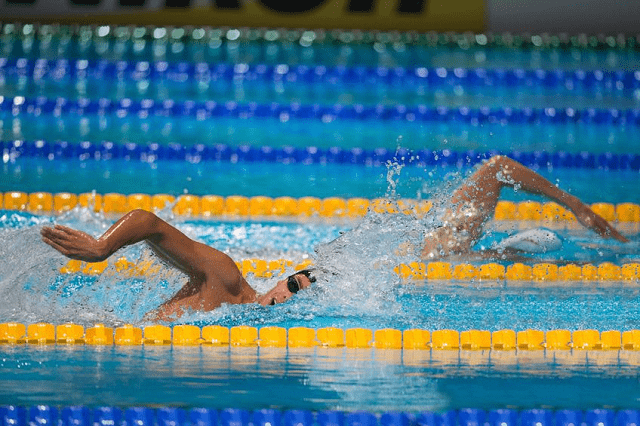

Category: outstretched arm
[452, 155, 628, 242]
[41, 209, 238, 280]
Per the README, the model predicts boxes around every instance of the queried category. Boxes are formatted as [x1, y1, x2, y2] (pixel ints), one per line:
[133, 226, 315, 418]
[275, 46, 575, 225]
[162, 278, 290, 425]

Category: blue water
[1, 345, 639, 411]
[2, 61, 638, 109]
[1, 26, 640, 413]
[1, 158, 640, 204]
[1, 210, 638, 329]
[3, 112, 640, 154]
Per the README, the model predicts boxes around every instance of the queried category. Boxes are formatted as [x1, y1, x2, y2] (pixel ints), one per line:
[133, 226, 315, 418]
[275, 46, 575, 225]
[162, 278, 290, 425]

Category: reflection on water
[0, 345, 639, 411]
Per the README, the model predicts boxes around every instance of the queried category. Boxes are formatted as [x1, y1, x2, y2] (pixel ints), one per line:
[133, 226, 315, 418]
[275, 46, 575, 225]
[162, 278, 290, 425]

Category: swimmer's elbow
[128, 209, 167, 237]
[127, 208, 160, 224]
[487, 155, 509, 167]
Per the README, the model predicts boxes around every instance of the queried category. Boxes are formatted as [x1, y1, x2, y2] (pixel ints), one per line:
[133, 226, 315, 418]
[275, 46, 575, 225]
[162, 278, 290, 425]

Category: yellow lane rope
[60, 257, 640, 282]
[3, 191, 640, 222]
[1, 323, 640, 350]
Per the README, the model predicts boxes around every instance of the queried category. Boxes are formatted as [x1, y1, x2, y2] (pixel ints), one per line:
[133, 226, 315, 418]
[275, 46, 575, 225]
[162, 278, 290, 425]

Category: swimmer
[40, 155, 628, 320]
[419, 155, 627, 259]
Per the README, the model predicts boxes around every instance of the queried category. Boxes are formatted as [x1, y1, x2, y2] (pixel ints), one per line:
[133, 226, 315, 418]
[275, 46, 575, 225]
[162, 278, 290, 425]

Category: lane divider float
[2, 323, 640, 350]
[3, 139, 640, 171]
[2, 58, 638, 95]
[3, 97, 640, 128]
[2, 406, 639, 426]
[59, 257, 314, 278]
[393, 261, 640, 282]
[57, 256, 640, 283]
[3, 191, 640, 222]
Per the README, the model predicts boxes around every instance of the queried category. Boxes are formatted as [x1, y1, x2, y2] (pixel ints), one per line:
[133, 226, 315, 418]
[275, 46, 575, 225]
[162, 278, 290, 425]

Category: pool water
[2, 158, 640, 203]
[2, 113, 640, 155]
[1, 210, 638, 329]
[1, 344, 640, 412]
[1, 25, 640, 413]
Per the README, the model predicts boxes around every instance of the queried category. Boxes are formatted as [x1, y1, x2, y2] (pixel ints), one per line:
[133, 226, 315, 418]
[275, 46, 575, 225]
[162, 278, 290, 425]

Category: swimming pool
[1, 23, 640, 418]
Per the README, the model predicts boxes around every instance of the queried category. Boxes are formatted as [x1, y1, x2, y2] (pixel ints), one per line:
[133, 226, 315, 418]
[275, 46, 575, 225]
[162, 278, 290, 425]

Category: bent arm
[41, 209, 225, 278]
[453, 155, 628, 242]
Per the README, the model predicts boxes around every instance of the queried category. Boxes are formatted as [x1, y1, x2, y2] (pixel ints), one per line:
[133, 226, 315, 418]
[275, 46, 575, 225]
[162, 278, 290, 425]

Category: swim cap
[494, 228, 563, 253]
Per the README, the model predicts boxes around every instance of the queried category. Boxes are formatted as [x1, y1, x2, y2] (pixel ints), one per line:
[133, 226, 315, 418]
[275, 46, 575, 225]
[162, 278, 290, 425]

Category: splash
[0, 215, 61, 324]
[304, 153, 466, 326]
[0, 208, 184, 326]
[0, 150, 472, 328]
[1, 151, 634, 329]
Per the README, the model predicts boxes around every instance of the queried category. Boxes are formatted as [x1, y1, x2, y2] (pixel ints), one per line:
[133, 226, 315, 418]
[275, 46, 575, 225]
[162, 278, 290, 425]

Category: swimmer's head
[257, 269, 316, 306]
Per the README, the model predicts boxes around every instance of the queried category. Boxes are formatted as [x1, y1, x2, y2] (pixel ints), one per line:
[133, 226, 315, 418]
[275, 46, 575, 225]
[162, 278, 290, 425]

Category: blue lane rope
[2, 58, 639, 93]
[2, 139, 640, 171]
[1, 405, 638, 426]
[1, 96, 639, 127]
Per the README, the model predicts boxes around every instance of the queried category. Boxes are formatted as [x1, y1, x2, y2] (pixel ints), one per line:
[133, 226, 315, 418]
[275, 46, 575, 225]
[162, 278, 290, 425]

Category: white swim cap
[494, 228, 563, 253]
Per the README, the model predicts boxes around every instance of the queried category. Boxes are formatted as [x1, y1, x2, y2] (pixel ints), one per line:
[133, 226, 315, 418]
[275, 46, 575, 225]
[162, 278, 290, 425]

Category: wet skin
[420, 155, 627, 259]
[40, 211, 312, 321]
[41, 155, 628, 320]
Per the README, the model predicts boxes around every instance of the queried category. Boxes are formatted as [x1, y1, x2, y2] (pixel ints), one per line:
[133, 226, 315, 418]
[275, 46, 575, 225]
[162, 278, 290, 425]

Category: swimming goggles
[287, 275, 301, 294]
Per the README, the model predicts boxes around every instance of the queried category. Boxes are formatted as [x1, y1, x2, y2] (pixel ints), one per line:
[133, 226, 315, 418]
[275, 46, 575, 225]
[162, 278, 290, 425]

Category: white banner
[486, 0, 639, 34]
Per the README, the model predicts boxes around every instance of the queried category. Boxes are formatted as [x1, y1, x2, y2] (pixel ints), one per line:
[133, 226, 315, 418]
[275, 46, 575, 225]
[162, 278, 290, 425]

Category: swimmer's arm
[456, 156, 579, 209]
[457, 156, 628, 242]
[41, 209, 235, 279]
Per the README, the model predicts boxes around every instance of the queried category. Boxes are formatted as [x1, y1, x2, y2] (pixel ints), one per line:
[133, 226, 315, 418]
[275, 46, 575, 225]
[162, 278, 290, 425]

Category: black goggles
[287, 275, 301, 294]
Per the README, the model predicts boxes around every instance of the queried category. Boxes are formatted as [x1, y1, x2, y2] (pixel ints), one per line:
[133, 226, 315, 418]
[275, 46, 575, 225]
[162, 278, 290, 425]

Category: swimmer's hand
[570, 201, 629, 243]
[41, 225, 108, 262]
